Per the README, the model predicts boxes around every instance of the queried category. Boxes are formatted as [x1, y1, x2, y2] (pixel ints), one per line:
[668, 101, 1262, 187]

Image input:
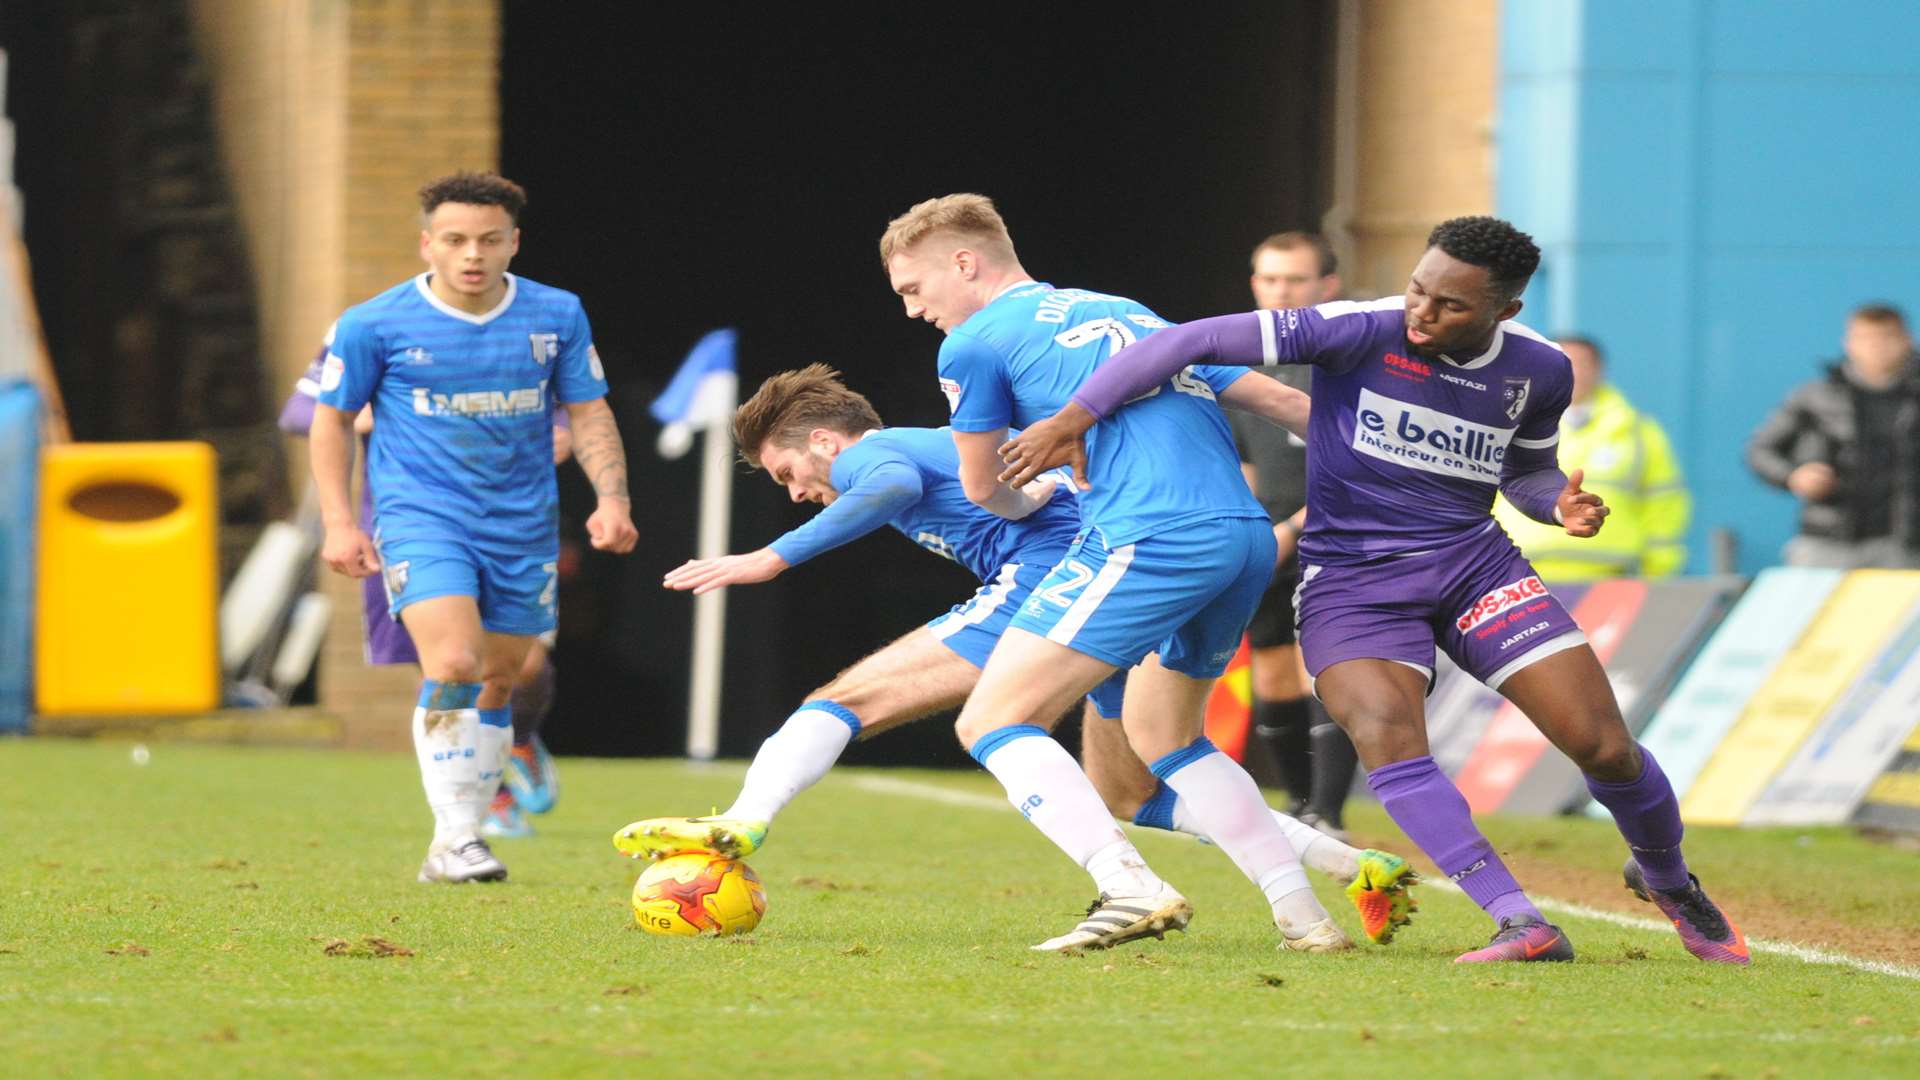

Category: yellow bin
[36, 442, 219, 714]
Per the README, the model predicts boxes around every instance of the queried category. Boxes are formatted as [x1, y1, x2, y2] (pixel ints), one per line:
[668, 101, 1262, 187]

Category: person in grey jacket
[1747, 303, 1920, 568]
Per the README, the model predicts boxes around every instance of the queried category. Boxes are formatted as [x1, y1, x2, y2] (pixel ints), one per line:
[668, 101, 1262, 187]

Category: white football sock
[976, 727, 1162, 897]
[1166, 794, 1362, 883]
[475, 707, 512, 817]
[412, 683, 483, 850]
[724, 704, 857, 822]
[1158, 745, 1327, 934]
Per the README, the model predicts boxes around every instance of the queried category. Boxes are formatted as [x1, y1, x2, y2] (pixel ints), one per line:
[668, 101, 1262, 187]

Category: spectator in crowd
[1231, 231, 1357, 837]
[1747, 303, 1920, 569]
[1494, 335, 1690, 580]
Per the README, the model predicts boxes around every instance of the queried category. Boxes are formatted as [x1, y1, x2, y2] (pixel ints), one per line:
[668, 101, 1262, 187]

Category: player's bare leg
[1498, 646, 1748, 964]
[1079, 699, 1158, 819]
[615, 628, 980, 861]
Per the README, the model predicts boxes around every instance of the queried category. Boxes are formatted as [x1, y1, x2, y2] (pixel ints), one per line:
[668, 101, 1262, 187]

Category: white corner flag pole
[685, 375, 737, 761]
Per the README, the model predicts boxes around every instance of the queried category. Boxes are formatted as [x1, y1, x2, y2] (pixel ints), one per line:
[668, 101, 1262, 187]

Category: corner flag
[650, 329, 740, 760]
[651, 328, 738, 460]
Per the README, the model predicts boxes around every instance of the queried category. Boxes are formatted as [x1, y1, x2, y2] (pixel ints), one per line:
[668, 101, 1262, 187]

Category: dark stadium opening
[499, 2, 1335, 762]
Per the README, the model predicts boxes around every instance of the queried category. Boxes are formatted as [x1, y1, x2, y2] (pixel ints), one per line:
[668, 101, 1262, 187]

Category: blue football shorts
[1007, 516, 1276, 680]
[375, 533, 558, 638]
[927, 559, 1127, 719]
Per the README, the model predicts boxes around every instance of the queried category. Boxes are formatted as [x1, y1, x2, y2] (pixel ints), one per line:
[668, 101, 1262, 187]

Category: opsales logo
[1456, 575, 1548, 632]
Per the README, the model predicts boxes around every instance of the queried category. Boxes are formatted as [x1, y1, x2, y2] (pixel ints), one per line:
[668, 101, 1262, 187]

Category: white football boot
[1279, 917, 1355, 953]
[1032, 884, 1193, 953]
[417, 837, 508, 883]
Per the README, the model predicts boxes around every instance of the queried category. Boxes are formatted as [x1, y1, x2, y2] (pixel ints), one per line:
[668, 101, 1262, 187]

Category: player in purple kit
[1001, 217, 1748, 965]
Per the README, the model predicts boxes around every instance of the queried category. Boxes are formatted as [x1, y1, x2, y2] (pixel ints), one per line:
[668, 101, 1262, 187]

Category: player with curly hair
[999, 216, 1748, 966]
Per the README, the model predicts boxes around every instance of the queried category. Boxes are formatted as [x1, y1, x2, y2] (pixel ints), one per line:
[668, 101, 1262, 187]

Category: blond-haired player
[878, 194, 1415, 952]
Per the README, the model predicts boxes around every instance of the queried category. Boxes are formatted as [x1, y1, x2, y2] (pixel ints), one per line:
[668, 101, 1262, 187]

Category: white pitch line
[847, 773, 1920, 982]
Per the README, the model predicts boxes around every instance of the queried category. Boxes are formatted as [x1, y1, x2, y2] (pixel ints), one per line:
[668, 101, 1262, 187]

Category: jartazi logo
[1352, 387, 1514, 484]
[1456, 575, 1548, 632]
[1499, 621, 1552, 650]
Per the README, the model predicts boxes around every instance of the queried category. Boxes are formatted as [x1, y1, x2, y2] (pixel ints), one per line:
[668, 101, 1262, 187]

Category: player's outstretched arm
[1000, 313, 1286, 488]
[663, 549, 790, 595]
[1070, 313, 1274, 421]
[310, 402, 380, 578]
[1216, 373, 1311, 439]
[565, 397, 638, 554]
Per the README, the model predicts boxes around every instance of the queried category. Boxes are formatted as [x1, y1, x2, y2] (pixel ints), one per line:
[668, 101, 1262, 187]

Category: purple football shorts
[1294, 522, 1586, 693]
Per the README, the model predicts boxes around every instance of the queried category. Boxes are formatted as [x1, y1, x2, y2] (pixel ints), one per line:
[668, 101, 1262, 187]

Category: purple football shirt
[1071, 296, 1573, 564]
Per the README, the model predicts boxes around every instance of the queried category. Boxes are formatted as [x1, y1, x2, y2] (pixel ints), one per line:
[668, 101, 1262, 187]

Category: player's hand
[1272, 520, 1300, 568]
[999, 403, 1096, 489]
[320, 523, 381, 578]
[1557, 469, 1610, 537]
[1787, 461, 1837, 502]
[586, 497, 638, 554]
[1019, 475, 1058, 507]
[663, 549, 790, 595]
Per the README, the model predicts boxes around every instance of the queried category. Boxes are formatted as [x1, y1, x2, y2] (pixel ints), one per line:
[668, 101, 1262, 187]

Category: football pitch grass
[6, 739, 1918, 1078]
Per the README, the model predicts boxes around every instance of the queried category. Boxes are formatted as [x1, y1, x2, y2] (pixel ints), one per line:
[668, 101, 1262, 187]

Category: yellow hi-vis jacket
[1493, 384, 1691, 581]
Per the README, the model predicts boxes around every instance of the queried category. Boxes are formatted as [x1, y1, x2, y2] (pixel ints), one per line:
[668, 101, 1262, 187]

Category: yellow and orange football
[631, 852, 767, 936]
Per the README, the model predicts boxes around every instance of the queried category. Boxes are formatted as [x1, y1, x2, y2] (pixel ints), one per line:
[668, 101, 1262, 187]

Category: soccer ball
[631, 852, 767, 936]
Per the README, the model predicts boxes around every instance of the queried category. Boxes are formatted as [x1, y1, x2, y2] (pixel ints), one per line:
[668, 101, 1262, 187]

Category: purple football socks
[1585, 745, 1691, 891]
[1369, 755, 1543, 926]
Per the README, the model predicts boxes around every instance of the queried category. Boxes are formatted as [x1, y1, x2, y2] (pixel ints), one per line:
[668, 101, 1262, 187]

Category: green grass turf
[4, 739, 1917, 1078]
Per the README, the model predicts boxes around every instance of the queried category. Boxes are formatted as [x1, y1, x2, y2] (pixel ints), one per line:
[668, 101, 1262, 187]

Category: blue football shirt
[937, 283, 1265, 546]
[316, 273, 608, 552]
[768, 427, 1081, 583]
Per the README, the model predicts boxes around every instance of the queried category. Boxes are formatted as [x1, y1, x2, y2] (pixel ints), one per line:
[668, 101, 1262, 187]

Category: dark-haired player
[1000, 216, 1748, 965]
[613, 364, 1417, 946]
[310, 171, 638, 884]
[279, 352, 572, 840]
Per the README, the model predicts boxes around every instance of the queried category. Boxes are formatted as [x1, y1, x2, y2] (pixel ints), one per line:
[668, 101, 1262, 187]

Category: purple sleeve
[1497, 368, 1574, 524]
[1070, 306, 1365, 421]
[1498, 459, 1567, 525]
[1069, 314, 1270, 421]
[275, 346, 330, 436]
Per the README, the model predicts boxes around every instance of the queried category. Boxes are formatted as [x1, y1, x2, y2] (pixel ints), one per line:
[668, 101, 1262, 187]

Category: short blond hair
[879, 193, 1017, 265]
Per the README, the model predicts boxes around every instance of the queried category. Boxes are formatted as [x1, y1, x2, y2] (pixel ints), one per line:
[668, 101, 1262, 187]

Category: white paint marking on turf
[852, 774, 1009, 811]
[1414, 876, 1920, 981]
[848, 773, 1920, 982]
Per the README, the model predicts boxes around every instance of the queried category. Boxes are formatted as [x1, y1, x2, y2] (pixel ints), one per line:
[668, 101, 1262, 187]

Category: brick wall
[1345, 0, 1497, 298]
[191, 0, 501, 735]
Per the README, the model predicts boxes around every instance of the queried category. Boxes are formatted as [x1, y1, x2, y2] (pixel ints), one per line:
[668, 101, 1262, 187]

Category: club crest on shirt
[529, 333, 560, 365]
[1502, 376, 1531, 421]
